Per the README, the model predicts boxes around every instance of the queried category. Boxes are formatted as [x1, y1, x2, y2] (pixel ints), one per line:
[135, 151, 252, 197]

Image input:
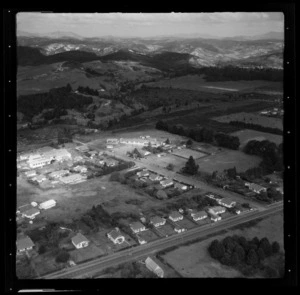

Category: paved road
[42, 202, 282, 279]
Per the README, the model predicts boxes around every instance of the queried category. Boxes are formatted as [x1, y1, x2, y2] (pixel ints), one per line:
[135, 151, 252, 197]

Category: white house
[145, 257, 164, 278]
[25, 170, 36, 178]
[150, 216, 166, 227]
[72, 233, 89, 249]
[39, 199, 56, 210]
[209, 212, 221, 222]
[191, 211, 208, 221]
[208, 206, 226, 215]
[130, 221, 146, 233]
[73, 165, 88, 173]
[245, 182, 267, 194]
[160, 179, 174, 188]
[28, 157, 52, 169]
[137, 170, 149, 178]
[169, 211, 184, 222]
[34, 175, 47, 183]
[137, 237, 147, 245]
[22, 208, 40, 219]
[16, 236, 35, 254]
[107, 228, 125, 244]
[217, 197, 236, 208]
[149, 173, 162, 181]
[174, 226, 186, 233]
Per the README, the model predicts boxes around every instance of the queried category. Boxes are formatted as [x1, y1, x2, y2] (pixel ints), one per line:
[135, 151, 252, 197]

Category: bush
[55, 250, 70, 263]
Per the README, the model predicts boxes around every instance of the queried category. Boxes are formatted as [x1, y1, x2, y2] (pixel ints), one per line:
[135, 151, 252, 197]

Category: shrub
[55, 250, 70, 263]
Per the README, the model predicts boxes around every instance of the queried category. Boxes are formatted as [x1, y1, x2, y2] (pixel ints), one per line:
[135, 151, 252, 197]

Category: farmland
[213, 112, 283, 131]
[171, 148, 207, 160]
[140, 74, 282, 94]
[161, 212, 283, 277]
[230, 129, 283, 149]
[196, 149, 262, 174]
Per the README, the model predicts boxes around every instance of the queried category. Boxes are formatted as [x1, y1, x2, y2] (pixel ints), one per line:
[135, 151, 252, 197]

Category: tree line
[156, 120, 240, 150]
[18, 84, 93, 119]
[77, 85, 99, 96]
[229, 121, 283, 135]
[208, 235, 282, 277]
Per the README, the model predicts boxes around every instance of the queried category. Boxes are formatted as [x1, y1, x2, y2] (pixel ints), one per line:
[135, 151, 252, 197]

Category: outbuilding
[22, 208, 40, 219]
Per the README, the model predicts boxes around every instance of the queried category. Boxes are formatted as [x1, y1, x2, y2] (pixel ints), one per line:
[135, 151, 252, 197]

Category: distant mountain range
[16, 31, 283, 69]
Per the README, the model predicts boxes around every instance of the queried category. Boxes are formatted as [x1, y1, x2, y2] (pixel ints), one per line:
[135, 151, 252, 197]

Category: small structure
[174, 226, 186, 233]
[137, 170, 149, 178]
[107, 228, 125, 244]
[73, 165, 88, 173]
[22, 208, 40, 219]
[208, 206, 226, 215]
[16, 236, 35, 254]
[48, 170, 69, 179]
[130, 221, 146, 233]
[217, 197, 236, 208]
[173, 182, 188, 191]
[145, 257, 164, 278]
[72, 233, 89, 249]
[25, 170, 36, 178]
[34, 175, 47, 183]
[169, 211, 184, 222]
[191, 211, 208, 221]
[160, 179, 174, 188]
[245, 182, 267, 194]
[150, 216, 166, 227]
[39, 199, 56, 210]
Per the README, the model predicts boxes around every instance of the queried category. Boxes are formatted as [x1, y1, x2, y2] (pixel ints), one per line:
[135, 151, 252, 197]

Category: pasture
[196, 149, 262, 174]
[230, 129, 283, 149]
[162, 212, 283, 278]
[213, 112, 283, 131]
[171, 148, 208, 160]
[141, 75, 282, 93]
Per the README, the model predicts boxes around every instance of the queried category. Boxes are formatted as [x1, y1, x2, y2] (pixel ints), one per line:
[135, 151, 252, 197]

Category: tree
[257, 247, 265, 261]
[235, 245, 246, 262]
[183, 156, 199, 175]
[55, 250, 70, 263]
[166, 163, 174, 171]
[165, 138, 170, 144]
[271, 241, 280, 254]
[259, 237, 272, 257]
[246, 249, 259, 266]
[186, 139, 193, 147]
[38, 244, 47, 254]
[230, 252, 239, 266]
[209, 240, 225, 260]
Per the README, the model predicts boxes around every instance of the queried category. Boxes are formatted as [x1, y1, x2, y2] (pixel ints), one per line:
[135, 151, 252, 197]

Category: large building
[208, 206, 226, 215]
[245, 182, 267, 194]
[39, 199, 56, 210]
[145, 257, 164, 278]
[28, 157, 52, 168]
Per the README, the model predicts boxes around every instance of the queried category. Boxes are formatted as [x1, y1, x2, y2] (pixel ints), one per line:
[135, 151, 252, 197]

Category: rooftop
[191, 211, 207, 218]
[150, 216, 165, 224]
[108, 229, 123, 240]
[16, 236, 35, 251]
[23, 208, 40, 216]
[169, 211, 183, 219]
[130, 221, 145, 231]
[72, 233, 89, 245]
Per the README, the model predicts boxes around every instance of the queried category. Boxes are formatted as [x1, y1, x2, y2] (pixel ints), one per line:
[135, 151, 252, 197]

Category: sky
[17, 12, 284, 38]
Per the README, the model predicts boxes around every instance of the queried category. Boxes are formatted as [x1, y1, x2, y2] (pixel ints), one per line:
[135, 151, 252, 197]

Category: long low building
[28, 157, 52, 168]
[145, 257, 164, 278]
[39, 199, 56, 210]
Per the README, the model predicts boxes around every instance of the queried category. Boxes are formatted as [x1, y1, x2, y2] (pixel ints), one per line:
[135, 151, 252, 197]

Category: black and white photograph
[11, 10, 291, 282]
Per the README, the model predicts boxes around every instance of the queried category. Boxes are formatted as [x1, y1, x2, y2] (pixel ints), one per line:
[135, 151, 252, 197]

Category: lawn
[162, 212, 283, 278]
[154, 224, 177, 237]
[196, 149, 262, 174]
[136, 229, 160, 243]
[174, 218, 197, 230]
[171, 148, 207, 159]
[230, 129, 283, 149]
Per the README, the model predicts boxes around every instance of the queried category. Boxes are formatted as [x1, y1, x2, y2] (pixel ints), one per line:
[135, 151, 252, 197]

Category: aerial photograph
[16, 12, 284, 279]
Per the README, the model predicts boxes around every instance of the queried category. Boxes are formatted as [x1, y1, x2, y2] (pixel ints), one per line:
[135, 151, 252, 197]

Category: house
[169, 211, 184, 222]
[22, 208, 40, 219]
[245, 182, 267, 194]
[106, 138, 119, 144]
[39, 199, 56, 210]
[218, 197, 236, 208]
[73, 165, 88, 173]
[76, 145, 89, 153]
[191, 211, 208, 221]
[34, 175, 47, 183]
[160, 179, 174, 188]
[88, 150, 98, 158]
[145, 257, 164, 278]
[105, 159, 118, 167]
[16, 236, 35, 254]
[208, 206, 226, 215]
[139, 149, 151, 157]
[60, 174, 86, 184]
[25, 170, 36, 178]
[174, 226, 186, 233]
[137, 237, 147, 245]
[48, 170, 69, 179]
[149, 173, 162, 181]
[43, 149, 72, 162]
[106, 145, 114, 149]
[28, 157, 52, 168]
[107, 228, 125, 244]
[137, 170, 149, 178]
[173, 182, 188, 191]
[209, 212, 222, 222]
[150, 216, 166, 227]
[72, 233, 89, 249]
[130, 221, 146, 233]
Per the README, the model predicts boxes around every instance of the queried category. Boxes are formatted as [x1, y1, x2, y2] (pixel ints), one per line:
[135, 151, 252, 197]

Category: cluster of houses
[260, 108, 284, 117]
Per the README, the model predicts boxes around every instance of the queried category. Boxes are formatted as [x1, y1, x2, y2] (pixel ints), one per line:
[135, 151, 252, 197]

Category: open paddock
[196, 149, 262, 174]
[230, 129, 282, 149]
[213, 112, 283, 131]
[136, 229, 160, 243]
[171, 148, 207, 160]
[174, 218, 197, 230]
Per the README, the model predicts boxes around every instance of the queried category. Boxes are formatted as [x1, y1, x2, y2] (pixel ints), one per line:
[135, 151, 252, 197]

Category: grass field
[213, 112, 283, 131]
[141, 75, 282, 93]
[162, 212, 283, 278]
[174, 218, 197, 230]
[171, 148, 207, 159]
[196, 149, 262, 174]
[230, 129, 283, 149]
[137, 229, 160, 243]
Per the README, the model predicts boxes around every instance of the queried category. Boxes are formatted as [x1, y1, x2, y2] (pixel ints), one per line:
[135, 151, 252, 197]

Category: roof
[219, 198, 236, 205]
[145, 257, 161, 271]
[210, 206, 225, 212]
[173, 182, 187, 189]
[72, 233, 89, 245]
[40, 199, 56, 207]
[191, 211, 207, 219]
[169, 211, 183, 219]
[130, 221, 145, 231]
[161, 179, 173, 186]
[150, 216, 165, 224]
[23, 208, 40, 216]
[108, 229, 123, 240]
[248, 183, 266, 191]
[16, 236, 35, 251]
